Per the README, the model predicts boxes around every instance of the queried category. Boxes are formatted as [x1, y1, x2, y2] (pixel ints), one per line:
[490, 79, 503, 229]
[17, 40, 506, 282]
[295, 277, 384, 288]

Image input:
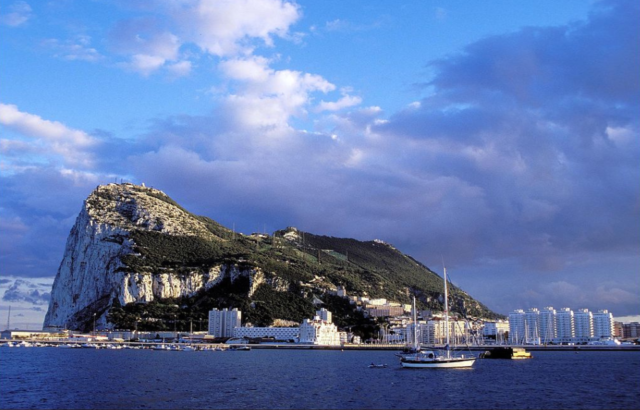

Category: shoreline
[2, 339, 639, 352]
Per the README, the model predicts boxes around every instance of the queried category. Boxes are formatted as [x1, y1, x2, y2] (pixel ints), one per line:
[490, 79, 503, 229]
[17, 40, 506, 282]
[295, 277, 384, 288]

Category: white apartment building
[233, 326, 299, 341]
[483, 321, 509, 343]
[316, 308, 332, 323]
[525, 308, 540, 344]
[509, 307, 617, 344]
[299, 313, 342, 345]
[208, 308, 242, 337]
[555, 307, 575, 342]
[593, 310, 614, 338]
[574, 308, 593, 339]
[409, 319, 470, 345]
[539, 307, 557, 344]
[509, 309, 526, 344]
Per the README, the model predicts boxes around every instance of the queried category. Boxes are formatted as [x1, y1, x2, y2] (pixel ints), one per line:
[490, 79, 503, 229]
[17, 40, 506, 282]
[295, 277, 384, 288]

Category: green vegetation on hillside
[102, 186, 502, 335]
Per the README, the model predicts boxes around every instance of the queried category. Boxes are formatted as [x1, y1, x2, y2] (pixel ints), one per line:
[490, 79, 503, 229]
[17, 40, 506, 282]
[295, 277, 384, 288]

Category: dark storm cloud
[373, 0, 640, 271]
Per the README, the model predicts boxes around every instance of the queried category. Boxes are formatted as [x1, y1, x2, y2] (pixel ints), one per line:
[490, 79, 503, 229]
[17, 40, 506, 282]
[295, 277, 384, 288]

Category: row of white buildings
[508, 307, 615, 344]
[206, 304, 620, 346]
[207, 308, 346, 345]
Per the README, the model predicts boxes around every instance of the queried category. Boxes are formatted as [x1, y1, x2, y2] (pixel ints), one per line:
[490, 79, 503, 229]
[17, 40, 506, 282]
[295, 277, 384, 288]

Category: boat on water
[228, 345, 251, 351]
[368, 363, 388, 368]
[399, 267, 476, 369]
[481, 347, 532, 360]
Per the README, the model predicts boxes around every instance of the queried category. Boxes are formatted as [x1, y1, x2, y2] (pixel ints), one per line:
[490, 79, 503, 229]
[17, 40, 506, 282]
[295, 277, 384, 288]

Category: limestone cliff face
[43, 183, 261, 331]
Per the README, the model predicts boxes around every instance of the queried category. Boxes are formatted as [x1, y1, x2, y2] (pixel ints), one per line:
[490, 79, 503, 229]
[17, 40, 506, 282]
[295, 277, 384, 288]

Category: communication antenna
[6, 306, 10, 330]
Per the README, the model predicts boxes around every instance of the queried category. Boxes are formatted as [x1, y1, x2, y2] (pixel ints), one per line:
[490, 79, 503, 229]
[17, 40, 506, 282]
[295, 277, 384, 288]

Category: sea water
[1, 348, 639, 409]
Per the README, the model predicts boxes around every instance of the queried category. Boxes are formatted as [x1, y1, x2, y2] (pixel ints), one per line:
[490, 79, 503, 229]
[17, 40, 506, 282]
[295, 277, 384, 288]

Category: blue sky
[1, 0, 638, 328]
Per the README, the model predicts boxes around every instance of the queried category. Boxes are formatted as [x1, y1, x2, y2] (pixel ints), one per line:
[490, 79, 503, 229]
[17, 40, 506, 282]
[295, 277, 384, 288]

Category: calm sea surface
[1, 348, 639, 409]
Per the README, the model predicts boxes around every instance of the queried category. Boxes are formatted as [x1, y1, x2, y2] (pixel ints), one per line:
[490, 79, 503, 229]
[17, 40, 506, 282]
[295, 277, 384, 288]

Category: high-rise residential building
[574, 308, 593, 339]
[593, 310, 614, 338]
[316, 308, 332, 323]
[556, 308, 575, 342]
[539, 307, 556, 344]
[525, 308, 540, 344]
[508, 309, 525, 344]
[623, 322, 640, 339]
[614, 322, 624, 338]
[208, 308, 242, 337]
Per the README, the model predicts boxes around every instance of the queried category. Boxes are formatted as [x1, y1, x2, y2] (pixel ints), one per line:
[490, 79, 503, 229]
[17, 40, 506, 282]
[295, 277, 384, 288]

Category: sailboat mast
[444, 267, 450, 356]
[412, 296, 418, 350]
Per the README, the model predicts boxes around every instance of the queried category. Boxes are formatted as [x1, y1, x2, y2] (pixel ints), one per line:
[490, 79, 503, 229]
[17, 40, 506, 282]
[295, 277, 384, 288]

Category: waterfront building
[622, 322, 640, 339]
[593, 310, 614, 338]
[574, 308, 593, 340]
[525, 308, 540, 344]
[509, 309, 526, 344]
[574, 309, 593, 338]
[233, 326, 299, 341]
[483, 321, 509, 344]
[298, 309, 342, 345]
[555, 307, 575, 343]
[539, 307, 556, 344]
[208, 308, 242, 338]
[614, 322, 624, 339]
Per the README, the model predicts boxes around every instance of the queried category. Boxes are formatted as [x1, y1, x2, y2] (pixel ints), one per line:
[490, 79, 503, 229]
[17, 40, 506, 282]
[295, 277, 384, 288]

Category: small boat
[228, 345, 251, 351]
[368, 363, 388, 368]
[481, 347, 533, 360]
[400, 267, 476, 369]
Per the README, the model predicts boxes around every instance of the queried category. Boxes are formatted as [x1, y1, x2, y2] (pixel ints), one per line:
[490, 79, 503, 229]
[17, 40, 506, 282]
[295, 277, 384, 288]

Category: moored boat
[481, 347, 533, 359]
[399, 267, 476, 369]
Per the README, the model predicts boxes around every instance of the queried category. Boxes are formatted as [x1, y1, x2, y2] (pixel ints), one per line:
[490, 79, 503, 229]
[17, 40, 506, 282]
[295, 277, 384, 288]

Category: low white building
[233, 326, 299, 341]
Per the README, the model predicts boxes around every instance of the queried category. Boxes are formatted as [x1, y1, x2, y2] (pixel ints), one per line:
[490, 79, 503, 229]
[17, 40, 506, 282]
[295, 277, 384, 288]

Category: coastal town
[3, 287, 639, 348]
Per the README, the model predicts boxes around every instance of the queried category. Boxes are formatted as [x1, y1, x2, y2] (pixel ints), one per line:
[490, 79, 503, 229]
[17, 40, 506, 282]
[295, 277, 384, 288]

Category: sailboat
[399, 267, 476, 368]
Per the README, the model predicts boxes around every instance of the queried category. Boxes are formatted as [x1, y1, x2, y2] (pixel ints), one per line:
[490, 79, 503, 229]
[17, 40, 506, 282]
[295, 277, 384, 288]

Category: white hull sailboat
[400, 266, 476, 369]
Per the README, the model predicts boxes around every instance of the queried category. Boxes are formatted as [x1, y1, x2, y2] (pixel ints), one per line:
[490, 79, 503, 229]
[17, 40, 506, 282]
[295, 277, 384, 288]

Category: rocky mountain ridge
[44, 183, 500, 332]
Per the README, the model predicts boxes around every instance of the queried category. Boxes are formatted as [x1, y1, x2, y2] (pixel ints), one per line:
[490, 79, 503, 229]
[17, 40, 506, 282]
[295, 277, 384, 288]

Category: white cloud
[0, 1, 32, 27]
[42, 36, 103, 62]
[173, 0, 300, 57]
[167, 60, 192, 77]
[218, 56, 336, 134]
[316, 94, 362, 112]
[0, 103, 97, 168]
[125, 54, 168, 76]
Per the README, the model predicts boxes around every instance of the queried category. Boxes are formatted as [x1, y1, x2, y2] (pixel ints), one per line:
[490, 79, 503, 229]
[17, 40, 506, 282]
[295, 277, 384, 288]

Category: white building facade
[299, 310, 342, 345]
[593, 310, 614, 338]
[574, 309, 594, 339]
[555, 307, 575, 343]
[509, 309, 526, 344]
[508, 307, 617, 344]
[539, 307, 557, 344]
[208, 308, 242, 338]
[233, 326, 299, 341]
